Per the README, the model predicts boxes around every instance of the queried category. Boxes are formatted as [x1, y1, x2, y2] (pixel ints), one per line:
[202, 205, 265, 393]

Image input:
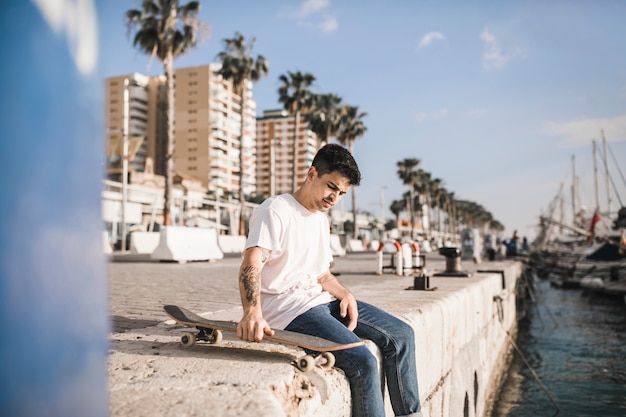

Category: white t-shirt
[244, 194, 335, 329]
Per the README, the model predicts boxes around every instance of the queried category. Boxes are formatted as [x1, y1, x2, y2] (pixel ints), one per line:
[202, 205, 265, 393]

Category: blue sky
[96, 0, 626, 239]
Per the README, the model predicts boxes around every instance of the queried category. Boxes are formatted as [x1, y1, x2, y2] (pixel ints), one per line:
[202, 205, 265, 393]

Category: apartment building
[104, 64, 256, 200]
[256, 109, 319, 197]
[104, 73, 166, 177]
[175, 64, 257, 198]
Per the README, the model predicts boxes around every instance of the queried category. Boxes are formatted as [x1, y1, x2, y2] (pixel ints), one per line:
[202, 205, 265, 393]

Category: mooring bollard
[441, 246, 462, 272]
[433, 246, 472, 277]
[376, 240, 403, 275]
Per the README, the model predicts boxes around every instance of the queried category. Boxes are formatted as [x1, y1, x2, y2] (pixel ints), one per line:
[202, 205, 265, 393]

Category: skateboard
[163, 305, 364, 372]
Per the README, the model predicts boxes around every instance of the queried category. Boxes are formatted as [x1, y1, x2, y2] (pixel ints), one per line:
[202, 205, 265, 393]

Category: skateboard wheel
[180, 332, 196, 347]
[208, 329, 223, 344]
[296, 355, 315, 372]
[320, 352, 335, 369]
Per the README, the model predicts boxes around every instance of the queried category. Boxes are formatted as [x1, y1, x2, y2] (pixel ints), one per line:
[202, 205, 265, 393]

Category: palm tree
[414, 169, 431, 235]
[429, 178, 443, 234]
[396, 158, 421, 239]
[125, 0, 203, 226]
[447, 191, 457, 235]
[277, 71, 316, 191]
[389, 199, 406, 227]
[336, 105, 368, 239]
[217, 32, 269, 235]
[306, 93, 343, 147]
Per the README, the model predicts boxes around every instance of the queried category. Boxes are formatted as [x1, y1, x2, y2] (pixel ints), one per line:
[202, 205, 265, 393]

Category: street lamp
[121, 79, 130, 252]
[379, 186, 387, 240]
[105, 78, 130, 252]
[270, 137, 275, 196]
[379, 186, 387, 224]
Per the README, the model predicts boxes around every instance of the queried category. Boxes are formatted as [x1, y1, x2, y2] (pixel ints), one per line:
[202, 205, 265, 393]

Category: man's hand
[318, 270, 359, 331]
[339, 291, 358, 331]
[237, 311, 274, 342]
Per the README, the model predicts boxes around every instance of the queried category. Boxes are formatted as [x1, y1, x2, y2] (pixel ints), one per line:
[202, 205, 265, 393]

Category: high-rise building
[104, 73, 166, 178]
[175, 64, 257, 198]
[256, 109, 319, 197]
[105, 64, 257, 200]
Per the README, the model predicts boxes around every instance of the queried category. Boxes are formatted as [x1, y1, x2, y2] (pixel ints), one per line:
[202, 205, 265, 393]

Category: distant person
[505, 230, 519, 257]
[484, 234, 496, 261]
[521, 237, 530, 255]
[236, 144, 423, 417]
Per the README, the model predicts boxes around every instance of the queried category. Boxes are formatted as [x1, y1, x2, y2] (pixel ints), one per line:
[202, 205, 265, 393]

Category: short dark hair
[311, 143, 361, 186]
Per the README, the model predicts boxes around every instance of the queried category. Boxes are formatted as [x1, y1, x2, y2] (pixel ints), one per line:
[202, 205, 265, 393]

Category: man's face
[307, 168, 351, 213]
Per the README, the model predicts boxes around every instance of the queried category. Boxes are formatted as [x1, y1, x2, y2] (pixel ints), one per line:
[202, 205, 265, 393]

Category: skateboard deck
[163, 305, 364, 372]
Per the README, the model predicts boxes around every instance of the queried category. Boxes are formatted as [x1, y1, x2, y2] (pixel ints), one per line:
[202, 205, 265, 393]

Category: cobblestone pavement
[108, 252, 451, 333]
[109, 255, 242, 332]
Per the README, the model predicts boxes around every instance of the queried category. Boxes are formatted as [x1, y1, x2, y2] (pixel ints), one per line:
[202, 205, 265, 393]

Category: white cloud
[480, 27, 524, 70]
[413, 112, 427, 123]
[412, 108, 448, 123]
[281, 0, 337, 34]
[418, 31, 445, 49]
[541, 114, 626, 147]
[319, 16, 338, 33]
[466, 107, 487, 117]
[297, 0, 330, 17]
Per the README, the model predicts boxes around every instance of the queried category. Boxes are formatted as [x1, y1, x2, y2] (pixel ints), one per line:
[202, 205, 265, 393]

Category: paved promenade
[108, 252, 437, 333]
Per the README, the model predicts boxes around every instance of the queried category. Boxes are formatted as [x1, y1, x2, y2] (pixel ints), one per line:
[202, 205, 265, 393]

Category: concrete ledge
[108, 257, 521, 416]
[151, 226, 224, 262]
[109, 309, 352, 417]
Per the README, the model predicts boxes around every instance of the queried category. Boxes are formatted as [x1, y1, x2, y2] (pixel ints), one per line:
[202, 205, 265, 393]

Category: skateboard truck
[180, 327, 223, 347]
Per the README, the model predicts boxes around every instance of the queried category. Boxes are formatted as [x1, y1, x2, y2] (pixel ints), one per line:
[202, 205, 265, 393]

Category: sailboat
[530, 131, 626, 289]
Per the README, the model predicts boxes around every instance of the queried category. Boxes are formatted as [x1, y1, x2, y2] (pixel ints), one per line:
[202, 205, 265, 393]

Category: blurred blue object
[0, 1, 108, 416]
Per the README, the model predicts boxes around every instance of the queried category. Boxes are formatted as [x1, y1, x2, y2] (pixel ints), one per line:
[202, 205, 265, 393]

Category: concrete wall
[352, 262, 520, 417]
[409, 267, 519, 416]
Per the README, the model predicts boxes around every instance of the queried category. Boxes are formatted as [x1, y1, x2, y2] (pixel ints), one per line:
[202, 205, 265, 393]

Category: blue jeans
[285, 300, 422, 417]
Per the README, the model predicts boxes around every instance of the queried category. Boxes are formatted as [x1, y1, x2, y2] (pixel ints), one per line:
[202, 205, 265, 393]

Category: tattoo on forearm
[240, 265, 260, 306]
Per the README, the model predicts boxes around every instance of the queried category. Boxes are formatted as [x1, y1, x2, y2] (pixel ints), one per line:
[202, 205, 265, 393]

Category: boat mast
[571, 155, 576, 225]
[592, 140, 600, 213]
[601, 129, 612, 215]
[559, 182, 564, 235]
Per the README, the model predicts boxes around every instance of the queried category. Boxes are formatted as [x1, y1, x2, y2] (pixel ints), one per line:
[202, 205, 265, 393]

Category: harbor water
[491, 278, 626, 417]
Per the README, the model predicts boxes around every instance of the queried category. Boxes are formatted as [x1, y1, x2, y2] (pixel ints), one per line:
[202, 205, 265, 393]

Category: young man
[237, 144, 422, 417]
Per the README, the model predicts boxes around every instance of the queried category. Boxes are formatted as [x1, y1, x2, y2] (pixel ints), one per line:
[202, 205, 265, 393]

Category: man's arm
[318, 271, 358, 331]
[237, 246, 274, 342]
